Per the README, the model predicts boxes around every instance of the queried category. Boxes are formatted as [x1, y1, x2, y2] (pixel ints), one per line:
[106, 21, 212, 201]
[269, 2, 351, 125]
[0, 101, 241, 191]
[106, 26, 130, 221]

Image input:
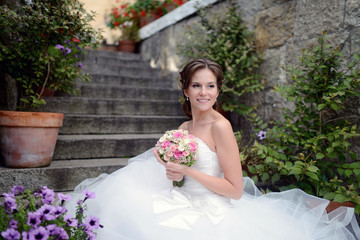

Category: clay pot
[118, 40, 136, 53]
[326, 201, 354, 213]
[139, 15, 157, 27]
[0, 110, 64, 168]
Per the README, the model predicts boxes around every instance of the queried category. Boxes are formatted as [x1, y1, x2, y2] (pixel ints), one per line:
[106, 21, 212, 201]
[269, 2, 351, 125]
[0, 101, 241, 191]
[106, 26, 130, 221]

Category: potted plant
[105, 3, 140, 52]
[246, 32, 360, 214]
[131, 0, 186, 27]
[0, 0, 101, 168]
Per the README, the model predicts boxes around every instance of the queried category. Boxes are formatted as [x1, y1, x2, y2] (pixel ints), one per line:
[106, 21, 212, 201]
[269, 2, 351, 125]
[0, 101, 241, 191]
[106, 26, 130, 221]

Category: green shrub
[248, 32, 360, 213]
[177, 0, 264, 114]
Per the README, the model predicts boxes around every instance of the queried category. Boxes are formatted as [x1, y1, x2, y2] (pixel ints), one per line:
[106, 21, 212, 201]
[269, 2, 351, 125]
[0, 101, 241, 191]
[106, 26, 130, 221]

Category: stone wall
[139, 0, 360, 138]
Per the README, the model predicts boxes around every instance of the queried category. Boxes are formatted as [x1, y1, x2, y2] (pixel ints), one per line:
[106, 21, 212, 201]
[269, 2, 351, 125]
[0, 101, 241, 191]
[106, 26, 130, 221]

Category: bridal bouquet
[155, 129, 198, 187]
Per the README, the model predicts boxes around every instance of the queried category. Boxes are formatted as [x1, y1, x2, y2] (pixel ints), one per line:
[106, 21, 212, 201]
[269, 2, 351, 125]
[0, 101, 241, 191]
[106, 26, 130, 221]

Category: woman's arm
[153, 119, 243, 199]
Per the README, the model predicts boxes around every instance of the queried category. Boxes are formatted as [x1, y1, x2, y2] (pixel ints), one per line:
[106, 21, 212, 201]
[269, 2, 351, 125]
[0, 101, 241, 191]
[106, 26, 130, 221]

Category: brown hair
[179, 58, 223, 119]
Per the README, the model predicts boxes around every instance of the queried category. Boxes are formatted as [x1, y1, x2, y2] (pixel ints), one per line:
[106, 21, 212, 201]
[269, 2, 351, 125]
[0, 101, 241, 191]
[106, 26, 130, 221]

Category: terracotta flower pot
[139, 15, 157, 27]
[118, 40, 136, 53]
[0, 110, 64, 168]
[326, 201, 354, 213]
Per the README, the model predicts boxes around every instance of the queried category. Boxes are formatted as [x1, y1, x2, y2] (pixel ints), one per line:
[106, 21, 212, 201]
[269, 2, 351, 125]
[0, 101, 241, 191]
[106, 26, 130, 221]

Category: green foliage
[248, 32, 360, 213]
[0, 0, 102, 111]
[177, 0, 264, 115]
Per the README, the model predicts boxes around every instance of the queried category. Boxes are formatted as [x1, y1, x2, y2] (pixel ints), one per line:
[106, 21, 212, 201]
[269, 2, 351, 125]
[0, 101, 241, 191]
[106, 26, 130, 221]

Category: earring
[186, 97, 189, 101]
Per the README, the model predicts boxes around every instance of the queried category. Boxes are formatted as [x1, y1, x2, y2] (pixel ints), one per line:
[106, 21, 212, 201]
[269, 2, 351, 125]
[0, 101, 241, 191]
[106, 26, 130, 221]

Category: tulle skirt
[65, 149, 360, 240]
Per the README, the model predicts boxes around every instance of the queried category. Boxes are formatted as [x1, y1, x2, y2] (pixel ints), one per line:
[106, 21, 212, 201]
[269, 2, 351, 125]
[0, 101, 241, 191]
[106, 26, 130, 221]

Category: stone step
[53, 134, 161, 160]
[83, 56, 153, 69]
[78, 84, 182, 100]
[60, 115, 187, 134]
[88, 74, 175, 88]
[85, 49, 142, 61]
[0, 158, 128, 193]
[83, 64, 162, 77]
[39, 97, 183, 116]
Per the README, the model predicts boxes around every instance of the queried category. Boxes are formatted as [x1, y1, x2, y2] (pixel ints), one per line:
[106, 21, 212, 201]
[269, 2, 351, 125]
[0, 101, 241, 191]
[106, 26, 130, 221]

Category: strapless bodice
[182, 138, 224, 196]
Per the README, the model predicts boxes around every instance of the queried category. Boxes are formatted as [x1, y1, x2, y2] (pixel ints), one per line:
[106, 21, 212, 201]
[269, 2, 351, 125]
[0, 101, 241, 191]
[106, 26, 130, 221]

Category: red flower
[174, 0, 184, 5]
[113, 21, 120, 26]
[120, 4, 127, 9]
[140, 10, 146, 17]
[72, 38, 80, 43]
[124, 12, 128, 17]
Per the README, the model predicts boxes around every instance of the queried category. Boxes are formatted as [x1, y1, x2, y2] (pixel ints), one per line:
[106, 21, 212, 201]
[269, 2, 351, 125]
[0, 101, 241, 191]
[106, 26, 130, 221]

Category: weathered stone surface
[344, 0, 360, 29]
[254, 1, 295, 48]
[262, 0, 293, 9]
[350, 26, 360, 55]
[294, 0, 345, 41]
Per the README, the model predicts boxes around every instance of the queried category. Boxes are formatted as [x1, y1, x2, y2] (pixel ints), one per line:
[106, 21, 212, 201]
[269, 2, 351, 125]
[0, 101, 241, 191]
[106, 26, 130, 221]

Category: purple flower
[11, 186, 24, 195]
[27, 212, 41, 228]
[85, 216, 100, 231]
[37, 204, 56, 221]
[82, 190, 96, 200]
[64, 214, 78, 227]
[86, 231, 96, 240]
[57, 193, 72, 202]
[40, 186, 55, 204]
[55, 44, 64, 51]
[77, 62, 83, 68]
[65, 47, 71, 54]
[57, 227, 69, 240]
[53, 206, 67, 217]
[18, 38, 22, 42]
[1, 228, 20, 240]
[22, 231, 30, 240]
[257, 131, 266, 140]
[9, 219, 18, 229]
[4, 195, 17, 212]
[77, 199, 83, 205]
[64, 39, 70, 45]
[46, 224, 59, 236]
[28, 226, 49, 240]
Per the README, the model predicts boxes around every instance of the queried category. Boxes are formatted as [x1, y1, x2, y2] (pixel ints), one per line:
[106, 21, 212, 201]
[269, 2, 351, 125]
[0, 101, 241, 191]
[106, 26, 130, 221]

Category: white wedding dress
[66, 138, 360, 240]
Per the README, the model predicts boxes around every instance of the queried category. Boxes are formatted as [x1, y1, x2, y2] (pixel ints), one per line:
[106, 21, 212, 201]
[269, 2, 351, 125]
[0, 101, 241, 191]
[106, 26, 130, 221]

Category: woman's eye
[192, 84, 199, 88]
[209, 85, 215, 88]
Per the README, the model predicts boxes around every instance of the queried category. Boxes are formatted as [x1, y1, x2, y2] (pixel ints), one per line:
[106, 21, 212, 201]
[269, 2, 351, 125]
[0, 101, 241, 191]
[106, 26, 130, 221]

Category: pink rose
[174, 150, 183, 159]
[170, 145, 177, 152]
[161, 140, 170, 148]
[189, 142, 197, 152]
[183, 151, 189, 157]
[173, 132, 184, 138]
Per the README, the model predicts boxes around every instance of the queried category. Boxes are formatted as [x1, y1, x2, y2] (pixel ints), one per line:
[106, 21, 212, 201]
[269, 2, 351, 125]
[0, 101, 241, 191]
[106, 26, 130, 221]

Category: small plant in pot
[105, 3, 140, 52]
[0, 0, 101, 168]
[246, 32, 360, 214]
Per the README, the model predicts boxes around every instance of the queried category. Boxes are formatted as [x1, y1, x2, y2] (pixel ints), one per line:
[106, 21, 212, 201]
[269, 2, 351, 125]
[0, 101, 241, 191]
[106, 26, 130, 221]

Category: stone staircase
[0, 50, 186, 194]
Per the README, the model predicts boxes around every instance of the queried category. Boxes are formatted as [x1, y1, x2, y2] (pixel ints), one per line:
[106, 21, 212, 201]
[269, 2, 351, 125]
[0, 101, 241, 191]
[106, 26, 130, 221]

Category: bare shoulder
[178, 121, 190, 131]
[211, 115, 233, 136]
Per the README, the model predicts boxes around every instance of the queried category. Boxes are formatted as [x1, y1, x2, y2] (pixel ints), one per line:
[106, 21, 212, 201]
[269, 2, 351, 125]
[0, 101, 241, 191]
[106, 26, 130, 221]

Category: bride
[67, 59, 360, 239]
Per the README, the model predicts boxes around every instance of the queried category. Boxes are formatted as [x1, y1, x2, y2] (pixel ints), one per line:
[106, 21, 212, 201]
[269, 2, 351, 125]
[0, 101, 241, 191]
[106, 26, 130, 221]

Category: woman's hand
[152, 149, 185, 181]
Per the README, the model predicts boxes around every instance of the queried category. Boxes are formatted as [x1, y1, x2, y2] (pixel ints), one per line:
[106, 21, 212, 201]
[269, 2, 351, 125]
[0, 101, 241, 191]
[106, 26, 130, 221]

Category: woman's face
[184, 68, 219, 112]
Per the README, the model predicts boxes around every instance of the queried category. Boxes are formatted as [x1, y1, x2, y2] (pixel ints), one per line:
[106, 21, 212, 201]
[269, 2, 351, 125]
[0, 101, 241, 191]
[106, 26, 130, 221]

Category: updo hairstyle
[179, 58, 223, 119]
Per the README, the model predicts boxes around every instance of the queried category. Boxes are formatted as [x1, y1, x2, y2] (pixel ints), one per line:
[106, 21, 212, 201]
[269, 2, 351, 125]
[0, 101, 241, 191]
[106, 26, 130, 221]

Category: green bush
[177, 0, 264, 114]
[248, 32, 360, 213]
[0, 0, 101, 110]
